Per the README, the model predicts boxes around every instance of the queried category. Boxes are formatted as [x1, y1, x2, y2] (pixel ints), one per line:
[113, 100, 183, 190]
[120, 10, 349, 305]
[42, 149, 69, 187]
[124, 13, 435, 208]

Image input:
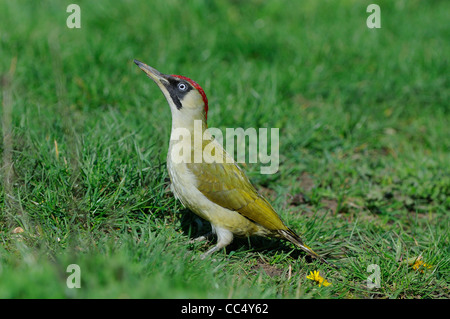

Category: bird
[134, 59, 335, 267]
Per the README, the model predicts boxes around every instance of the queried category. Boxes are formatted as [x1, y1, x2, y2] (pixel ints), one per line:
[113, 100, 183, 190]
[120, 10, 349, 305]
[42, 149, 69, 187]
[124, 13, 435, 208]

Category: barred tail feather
[279, 228, 337, 268]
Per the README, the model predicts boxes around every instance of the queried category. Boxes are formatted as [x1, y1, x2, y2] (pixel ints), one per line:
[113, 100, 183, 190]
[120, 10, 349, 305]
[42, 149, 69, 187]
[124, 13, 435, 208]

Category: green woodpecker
[134, 59, 334, 267]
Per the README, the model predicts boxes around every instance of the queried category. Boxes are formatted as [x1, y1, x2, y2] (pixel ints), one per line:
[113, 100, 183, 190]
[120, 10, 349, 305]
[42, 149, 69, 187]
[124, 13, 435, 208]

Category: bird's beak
[134, 59, 169, 86]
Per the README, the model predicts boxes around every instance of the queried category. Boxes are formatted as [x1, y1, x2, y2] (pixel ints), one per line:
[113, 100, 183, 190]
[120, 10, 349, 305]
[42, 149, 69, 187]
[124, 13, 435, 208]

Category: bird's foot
[200, 244, 222, 260]
[189, 231, 213, 244]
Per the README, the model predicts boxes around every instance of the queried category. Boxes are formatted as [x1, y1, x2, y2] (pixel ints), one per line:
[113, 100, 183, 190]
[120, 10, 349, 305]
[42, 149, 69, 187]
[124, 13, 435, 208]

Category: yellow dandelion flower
[408, 257, 432, 273]
[307, 270, 331, 287]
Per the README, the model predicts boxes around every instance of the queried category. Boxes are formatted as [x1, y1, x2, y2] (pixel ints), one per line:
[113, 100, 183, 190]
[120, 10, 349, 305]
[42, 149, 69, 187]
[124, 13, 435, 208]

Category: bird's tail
[279, 228, 337, 268]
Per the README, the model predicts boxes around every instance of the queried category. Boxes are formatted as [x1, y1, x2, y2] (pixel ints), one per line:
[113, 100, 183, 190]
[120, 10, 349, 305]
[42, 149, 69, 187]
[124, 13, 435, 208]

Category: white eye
[177, 82, 187, 92]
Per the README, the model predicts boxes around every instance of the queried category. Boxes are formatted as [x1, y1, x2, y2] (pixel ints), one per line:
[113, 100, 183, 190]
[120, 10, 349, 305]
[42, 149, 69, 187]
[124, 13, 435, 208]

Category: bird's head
[134, 60, 209, 127]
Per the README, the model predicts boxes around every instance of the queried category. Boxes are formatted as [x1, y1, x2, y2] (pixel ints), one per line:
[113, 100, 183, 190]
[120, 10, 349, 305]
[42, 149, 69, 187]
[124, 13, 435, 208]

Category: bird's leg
[200, 226, 233, 259]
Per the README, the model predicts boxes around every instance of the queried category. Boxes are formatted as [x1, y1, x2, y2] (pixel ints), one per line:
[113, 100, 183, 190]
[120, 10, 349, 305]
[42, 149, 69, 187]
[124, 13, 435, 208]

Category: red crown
[171, 75, 209, 121]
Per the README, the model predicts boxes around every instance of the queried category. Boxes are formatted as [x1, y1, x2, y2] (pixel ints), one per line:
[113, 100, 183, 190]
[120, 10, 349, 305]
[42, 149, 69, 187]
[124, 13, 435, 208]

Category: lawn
[0, 0, 448, 299]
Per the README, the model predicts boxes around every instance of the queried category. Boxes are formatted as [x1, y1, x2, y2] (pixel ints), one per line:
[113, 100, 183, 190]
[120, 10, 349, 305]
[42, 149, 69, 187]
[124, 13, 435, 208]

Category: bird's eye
[177, 82, 188, 92]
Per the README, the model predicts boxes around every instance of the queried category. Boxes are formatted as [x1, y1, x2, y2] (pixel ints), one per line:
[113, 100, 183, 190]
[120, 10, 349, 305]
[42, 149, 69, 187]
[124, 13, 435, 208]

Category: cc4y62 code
[225, 303, 268, 314]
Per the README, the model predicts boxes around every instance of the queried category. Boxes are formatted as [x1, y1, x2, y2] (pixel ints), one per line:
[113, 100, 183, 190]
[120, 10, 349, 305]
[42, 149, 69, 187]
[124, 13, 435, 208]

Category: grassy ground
[0, 0, 448, 298]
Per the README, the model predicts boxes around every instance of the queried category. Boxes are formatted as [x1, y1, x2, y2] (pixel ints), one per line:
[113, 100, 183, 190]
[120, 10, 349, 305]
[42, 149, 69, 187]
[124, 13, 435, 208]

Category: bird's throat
[169, 118, 212, 163]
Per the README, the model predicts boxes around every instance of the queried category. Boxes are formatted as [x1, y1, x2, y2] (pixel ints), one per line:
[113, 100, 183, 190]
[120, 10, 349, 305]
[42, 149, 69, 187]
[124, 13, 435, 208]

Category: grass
[0, 0, 449, 298]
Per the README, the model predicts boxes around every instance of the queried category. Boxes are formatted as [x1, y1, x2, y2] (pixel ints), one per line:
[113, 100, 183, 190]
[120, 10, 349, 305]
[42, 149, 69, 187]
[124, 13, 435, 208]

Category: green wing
[186, 147, 288, 232]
